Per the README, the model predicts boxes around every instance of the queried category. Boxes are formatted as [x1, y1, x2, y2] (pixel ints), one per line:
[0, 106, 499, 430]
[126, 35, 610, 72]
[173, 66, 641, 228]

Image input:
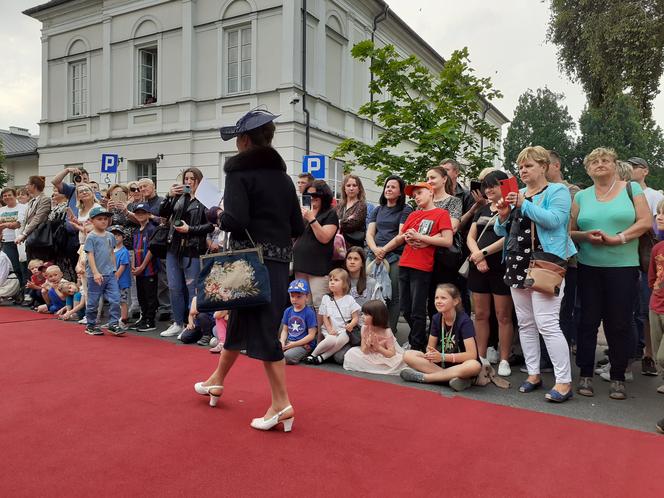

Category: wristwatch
[482, 249, 488, 256]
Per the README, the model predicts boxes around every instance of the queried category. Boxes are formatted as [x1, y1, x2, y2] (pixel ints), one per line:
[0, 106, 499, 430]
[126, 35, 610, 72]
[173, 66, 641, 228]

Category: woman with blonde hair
[337, 174, 367, 248]
[571, 147, 651, 400]
[495, 146, 576, 402]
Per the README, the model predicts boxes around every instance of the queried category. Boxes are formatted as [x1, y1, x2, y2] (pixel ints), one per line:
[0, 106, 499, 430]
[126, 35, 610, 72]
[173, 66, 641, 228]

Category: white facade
[26, 0, 508, 201]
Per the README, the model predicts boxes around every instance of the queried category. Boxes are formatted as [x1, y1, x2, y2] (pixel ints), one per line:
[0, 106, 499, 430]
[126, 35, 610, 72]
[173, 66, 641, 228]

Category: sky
[2, 0, 664, 137]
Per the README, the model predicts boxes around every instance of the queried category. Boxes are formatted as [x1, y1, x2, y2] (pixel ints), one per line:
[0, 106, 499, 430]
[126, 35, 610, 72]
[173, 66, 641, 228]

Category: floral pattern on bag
[204, 259, 261, 302]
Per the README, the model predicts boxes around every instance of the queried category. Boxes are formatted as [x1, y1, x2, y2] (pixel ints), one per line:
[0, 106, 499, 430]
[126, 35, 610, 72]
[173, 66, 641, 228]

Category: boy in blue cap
[279, 278, 318, 364]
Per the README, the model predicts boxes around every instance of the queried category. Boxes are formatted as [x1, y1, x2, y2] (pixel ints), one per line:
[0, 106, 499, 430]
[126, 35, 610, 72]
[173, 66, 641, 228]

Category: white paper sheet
[196, 177, 223, 209]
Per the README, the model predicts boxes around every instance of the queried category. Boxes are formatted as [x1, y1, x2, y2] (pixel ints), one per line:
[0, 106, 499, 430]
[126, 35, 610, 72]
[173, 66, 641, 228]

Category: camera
[173, 220, 184, 227]
[73, 174, 83, 183]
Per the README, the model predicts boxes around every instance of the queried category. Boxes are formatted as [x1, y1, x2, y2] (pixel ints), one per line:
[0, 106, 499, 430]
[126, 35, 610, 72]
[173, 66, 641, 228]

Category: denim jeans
[166, 251, 200, 325]
[399, 266, 431, 352]
[86, 275, 120, 326]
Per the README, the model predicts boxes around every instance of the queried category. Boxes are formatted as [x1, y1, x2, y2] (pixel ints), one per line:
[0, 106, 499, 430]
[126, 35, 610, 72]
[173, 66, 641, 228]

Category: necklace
[595, 178, 617, 201]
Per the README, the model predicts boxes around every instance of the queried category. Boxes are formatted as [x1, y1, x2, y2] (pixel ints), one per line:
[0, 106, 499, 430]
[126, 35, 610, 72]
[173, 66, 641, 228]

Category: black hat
[108, 225, 124, 234]
[131, 202, 149, 213]
[627, 157, 648, 169]
[219, 109, 280, 141]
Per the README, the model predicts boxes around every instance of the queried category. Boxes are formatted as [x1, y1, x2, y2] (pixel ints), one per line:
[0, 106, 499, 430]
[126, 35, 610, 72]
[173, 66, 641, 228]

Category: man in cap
[628, 157, 662, 376]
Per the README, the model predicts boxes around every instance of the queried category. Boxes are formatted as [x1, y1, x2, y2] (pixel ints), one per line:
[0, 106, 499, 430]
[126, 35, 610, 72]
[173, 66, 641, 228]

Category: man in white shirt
[628, 156, 662, 376]
[0, 187, 28, 287]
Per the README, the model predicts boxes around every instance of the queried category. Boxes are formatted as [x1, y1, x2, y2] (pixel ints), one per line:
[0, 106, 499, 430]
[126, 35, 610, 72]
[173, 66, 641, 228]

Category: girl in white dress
[343, 299, 406, 375]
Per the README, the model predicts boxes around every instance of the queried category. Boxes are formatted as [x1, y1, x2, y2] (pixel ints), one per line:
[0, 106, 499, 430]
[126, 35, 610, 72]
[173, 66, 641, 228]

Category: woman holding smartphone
[159, 168, 214, 338]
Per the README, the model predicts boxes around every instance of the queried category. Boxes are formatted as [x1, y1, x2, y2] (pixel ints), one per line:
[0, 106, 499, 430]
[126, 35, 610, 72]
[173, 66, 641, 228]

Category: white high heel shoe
[193, 382, 224, 407]
[250, 405, 294, 432]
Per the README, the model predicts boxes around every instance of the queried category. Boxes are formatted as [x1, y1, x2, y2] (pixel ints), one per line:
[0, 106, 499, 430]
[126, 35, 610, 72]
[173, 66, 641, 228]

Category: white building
[24, 0, 508, 200]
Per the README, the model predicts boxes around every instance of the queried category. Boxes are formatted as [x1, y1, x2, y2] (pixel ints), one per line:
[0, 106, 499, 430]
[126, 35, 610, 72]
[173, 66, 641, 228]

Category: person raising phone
[158, 168, 214, 338]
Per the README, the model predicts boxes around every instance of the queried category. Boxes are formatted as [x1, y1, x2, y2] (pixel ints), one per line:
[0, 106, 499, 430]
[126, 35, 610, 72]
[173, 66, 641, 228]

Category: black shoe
[107, 324, 126, 336]
[197, 335, 212, 346]
[85, 324, 103, 336]
[657, 418, 664, 434]
[137, 321, 156, 332]
[642, 356, 658, 376]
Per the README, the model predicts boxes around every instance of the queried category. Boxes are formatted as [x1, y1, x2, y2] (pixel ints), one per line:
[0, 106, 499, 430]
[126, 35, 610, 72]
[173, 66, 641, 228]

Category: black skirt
[223, 259, 289, 361]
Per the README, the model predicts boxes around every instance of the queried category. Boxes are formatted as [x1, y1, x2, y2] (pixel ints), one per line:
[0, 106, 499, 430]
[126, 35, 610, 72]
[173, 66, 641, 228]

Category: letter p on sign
[101, 154, 119, 174]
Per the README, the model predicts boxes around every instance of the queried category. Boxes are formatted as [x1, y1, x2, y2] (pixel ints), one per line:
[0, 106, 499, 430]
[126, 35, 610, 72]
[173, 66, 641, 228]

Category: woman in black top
[293, 180, 339, 310]
[466, 170, 514, 375]
[159, 167, 213, 337]
[195, 110, 304, 433]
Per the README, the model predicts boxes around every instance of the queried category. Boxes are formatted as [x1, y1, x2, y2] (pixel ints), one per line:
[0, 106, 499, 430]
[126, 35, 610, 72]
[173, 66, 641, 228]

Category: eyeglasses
[130, 187, 139, 192]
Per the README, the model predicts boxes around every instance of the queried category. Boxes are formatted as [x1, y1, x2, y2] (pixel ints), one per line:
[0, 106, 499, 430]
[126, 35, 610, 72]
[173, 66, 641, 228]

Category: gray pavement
[37, 307, 663, 435]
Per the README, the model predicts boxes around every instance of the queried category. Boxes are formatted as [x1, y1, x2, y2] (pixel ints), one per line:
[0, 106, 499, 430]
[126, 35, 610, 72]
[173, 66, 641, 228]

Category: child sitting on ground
[279, 279, 317, 364]
[343, 299, 406, 376]
[305, 268, 360, 365]
[180, 296, 216, 346]
[400, 284, 481, 392]
[59, 281, 85, 321]
[83, 207, 123, 336]
[25, 259, 46, 308]
[36, 265, 66, 313]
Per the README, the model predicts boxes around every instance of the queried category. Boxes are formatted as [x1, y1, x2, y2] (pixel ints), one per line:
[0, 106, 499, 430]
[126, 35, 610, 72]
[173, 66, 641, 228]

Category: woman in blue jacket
[495, 146, 576, 403]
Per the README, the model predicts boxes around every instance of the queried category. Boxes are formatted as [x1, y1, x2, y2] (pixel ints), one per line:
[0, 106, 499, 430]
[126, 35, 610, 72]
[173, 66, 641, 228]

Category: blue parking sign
[101, 154, 119, 174]
[303, 155, 326, 179]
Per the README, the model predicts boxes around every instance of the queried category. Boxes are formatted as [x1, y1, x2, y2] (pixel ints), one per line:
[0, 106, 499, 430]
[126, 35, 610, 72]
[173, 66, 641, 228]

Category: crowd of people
[2, 116, 664, 432]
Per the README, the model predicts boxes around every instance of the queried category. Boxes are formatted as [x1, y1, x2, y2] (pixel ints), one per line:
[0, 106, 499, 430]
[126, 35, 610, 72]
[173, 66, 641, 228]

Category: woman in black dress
[194, 110, 304, 432]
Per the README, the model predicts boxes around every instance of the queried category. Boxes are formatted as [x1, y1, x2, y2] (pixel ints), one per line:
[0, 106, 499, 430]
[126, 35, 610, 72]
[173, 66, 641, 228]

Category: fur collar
[224, 146, 286, 173]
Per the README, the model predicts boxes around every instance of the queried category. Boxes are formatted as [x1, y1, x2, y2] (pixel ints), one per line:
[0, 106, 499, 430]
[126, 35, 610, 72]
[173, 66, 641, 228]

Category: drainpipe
[370, 5, 389, 139]
[302, 0, 310, 154]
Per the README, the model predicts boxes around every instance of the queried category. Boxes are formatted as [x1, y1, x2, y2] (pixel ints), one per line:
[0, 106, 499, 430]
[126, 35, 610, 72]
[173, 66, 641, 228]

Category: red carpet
[1, 318, 662, 497]
[0, 307, 57, 323]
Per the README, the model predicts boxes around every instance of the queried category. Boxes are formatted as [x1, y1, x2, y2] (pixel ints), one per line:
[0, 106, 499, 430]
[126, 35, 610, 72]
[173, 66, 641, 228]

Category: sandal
[545, 388, 573, 403]
[519, 380, 542, 393]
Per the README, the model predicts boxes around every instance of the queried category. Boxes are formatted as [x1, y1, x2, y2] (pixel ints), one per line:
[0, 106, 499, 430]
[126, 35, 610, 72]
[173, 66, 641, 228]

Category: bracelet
[618, 233, 627, 244]
[309, 219, 318, 225]
[451, 353, 456, 364]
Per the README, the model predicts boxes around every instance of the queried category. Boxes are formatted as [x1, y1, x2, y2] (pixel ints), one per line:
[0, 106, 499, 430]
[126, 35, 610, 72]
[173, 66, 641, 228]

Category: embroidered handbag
[196, 230, 271, 312]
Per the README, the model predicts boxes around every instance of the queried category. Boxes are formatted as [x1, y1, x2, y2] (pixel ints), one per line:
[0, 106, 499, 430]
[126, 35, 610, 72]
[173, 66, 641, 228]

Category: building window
[227, 26, 251, 94]
[139, 47, 158, 104]
[330, 159, 346, 200]
[135, 160, 157, 185]
[69, 60, 87, 117]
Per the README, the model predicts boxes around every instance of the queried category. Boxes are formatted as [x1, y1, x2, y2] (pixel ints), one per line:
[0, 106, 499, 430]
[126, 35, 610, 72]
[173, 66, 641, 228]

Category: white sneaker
[480, 356, 490, 367]
[160, 323, 183, 337]
[600, 370, 634, 382]
[498, 360, 511, 377]
[595, 362, 610, 375]
[486, 347, 500, 365]
[118, 320, 127, 329]
[209, 336, 219, 348]
[657, 384, 664, 394]
[77, 316, 87, 324]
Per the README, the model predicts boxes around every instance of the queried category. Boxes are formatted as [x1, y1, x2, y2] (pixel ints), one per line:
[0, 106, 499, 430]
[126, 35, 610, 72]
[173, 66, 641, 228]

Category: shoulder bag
[148, 223, 170, 260]
[196, 230, 271, 312]
[522, 195, 567, 296]
[626, 182, 657, 273]
[332, 297, 361, 346]
[458, 212, 499, 278]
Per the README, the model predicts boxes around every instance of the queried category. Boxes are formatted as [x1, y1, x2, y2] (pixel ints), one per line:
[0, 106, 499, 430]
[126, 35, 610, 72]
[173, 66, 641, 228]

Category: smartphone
[302, 194, 312, 209]
[183, 185, 192, 195]
[111, 189, 127, 203]
[470, 179, 482, 193]
[499, 177, 519, 199]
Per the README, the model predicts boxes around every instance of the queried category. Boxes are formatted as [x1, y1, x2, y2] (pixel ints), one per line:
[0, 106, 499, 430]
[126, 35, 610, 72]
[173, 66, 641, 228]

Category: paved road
[112, 315, 664, 434]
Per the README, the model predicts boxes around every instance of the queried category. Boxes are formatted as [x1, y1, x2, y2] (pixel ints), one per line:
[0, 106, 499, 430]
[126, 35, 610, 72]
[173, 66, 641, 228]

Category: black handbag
[436, 232, 464, 272]
[196, 230, 271, 312]
[148, 224, 170, 260]
[26, 222, 53, 249]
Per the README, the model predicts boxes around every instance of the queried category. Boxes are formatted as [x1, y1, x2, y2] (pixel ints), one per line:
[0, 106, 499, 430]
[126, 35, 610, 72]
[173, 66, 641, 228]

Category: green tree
[547, 0, 664, 118]
[503, 87, 575, 173]
[333, 42, 502, 184]
[576, 94, 664, 188]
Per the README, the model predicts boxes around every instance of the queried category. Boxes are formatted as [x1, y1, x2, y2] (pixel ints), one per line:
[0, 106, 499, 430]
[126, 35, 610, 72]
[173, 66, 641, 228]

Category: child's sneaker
[107, 324, 126, 336]
[197, 335, 212, 346]
[85, 324, 103, 335]
[78, 316, 88, 325]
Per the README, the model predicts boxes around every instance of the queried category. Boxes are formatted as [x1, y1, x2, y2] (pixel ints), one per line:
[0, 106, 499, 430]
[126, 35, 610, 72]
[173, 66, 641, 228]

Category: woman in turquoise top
[495, 146, 576, 403]
[571, 147, 651, 400]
